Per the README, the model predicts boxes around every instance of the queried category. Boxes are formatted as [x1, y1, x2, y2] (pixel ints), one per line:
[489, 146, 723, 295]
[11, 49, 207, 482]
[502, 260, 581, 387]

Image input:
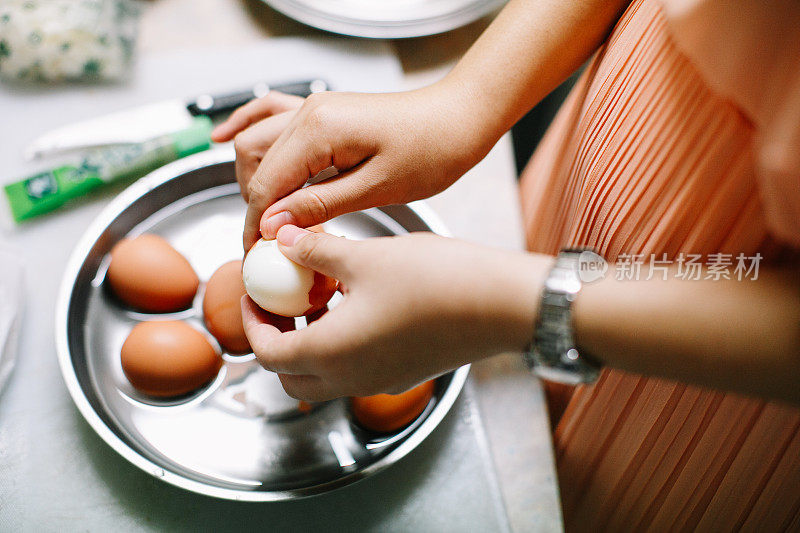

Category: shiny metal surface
[263, 0, 507, 38]
[56, 148, 469, 501]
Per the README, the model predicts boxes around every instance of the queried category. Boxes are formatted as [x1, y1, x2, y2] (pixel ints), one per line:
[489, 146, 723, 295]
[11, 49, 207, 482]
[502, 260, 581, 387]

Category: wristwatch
[524, 249, 603, 385]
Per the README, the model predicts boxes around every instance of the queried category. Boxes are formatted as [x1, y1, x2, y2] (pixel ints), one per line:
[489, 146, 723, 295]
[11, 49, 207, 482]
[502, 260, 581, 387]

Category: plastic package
[0, 0, 140, 83]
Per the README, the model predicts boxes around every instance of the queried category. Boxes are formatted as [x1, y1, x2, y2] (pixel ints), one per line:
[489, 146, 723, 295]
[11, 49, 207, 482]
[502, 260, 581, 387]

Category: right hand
[241, 226, 550, 400]
[219, 84, 497, 251]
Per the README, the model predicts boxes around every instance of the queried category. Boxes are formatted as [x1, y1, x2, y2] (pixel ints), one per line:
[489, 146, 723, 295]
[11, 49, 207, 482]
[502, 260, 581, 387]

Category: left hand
[210, 91, 306, 198]
[241, 225, 552, 401]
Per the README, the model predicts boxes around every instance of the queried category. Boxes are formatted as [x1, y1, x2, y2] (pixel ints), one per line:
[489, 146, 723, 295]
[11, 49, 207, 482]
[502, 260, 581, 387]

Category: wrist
[486, 252, 555, 354]
[425, 78, 508, 165]
[524, 249, 605, 384]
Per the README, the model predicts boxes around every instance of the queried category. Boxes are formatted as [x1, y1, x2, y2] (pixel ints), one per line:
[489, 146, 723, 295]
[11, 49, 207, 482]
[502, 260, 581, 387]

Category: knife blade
[24, 79, 329, 161]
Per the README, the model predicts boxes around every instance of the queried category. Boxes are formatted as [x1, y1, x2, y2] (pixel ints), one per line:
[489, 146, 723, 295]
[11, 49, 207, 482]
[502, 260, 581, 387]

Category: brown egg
[203, 260, 250, 354]
[350, 380, 435, 433]
[107, 234, 199, 313]
[121, 320, 222, 397]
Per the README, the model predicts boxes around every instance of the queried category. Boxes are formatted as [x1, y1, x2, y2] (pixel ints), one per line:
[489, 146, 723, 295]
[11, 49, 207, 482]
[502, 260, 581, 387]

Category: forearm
[573, 267, 800, 404]
[440, 0, 630, 145]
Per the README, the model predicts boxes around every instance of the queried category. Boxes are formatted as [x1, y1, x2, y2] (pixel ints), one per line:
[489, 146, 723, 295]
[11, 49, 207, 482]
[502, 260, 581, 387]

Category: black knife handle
[186, 79, 329, 117]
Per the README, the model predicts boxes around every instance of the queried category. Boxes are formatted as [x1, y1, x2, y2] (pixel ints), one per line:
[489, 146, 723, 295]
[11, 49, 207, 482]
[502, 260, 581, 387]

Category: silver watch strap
[524, 250, 601, 385]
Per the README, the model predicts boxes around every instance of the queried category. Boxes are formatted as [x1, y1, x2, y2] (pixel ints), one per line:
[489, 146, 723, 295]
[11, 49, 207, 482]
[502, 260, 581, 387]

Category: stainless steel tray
[56, 148, 469, 501]
[263, 0, 507, 38]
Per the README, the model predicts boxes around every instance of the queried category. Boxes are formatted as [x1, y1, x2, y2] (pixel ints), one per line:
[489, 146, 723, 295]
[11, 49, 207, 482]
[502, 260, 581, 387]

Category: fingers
[211, 91, 305, 142]
[241, 93, 383, 250]
[242, 129, 338, 250]
[243, 294, 348, 401]
[233, 111, 296, 201]
[277, 374, 332, 402]
[275, 225, 355, 280]
[260, 166, 391, 239]
[241, 296, 308, 374]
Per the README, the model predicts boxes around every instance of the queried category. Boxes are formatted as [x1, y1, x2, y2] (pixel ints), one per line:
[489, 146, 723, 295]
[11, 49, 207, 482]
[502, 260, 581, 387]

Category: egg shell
[202, 260, 250, 354]
[242, 233, 338, 317]
[350, 380, 435, 433]
[107, 234, 199, 313]
[246, 299, 297, 334]
[305, 305, 329, 324]
[308, 273, 338, 315]
[305, 225, 338, 315]
[121, 320, 222, 397]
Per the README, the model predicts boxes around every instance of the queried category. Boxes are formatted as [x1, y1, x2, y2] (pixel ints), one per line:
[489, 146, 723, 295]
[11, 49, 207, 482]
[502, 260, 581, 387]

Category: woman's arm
[219, 0, 630, 250]
[574, 265, 800, 404]
[443, 0, 631, 142]
[242, 227, 799, 404]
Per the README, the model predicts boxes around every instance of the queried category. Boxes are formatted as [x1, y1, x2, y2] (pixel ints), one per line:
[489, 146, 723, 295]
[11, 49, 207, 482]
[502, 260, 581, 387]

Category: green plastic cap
[171, 116, 213, 158]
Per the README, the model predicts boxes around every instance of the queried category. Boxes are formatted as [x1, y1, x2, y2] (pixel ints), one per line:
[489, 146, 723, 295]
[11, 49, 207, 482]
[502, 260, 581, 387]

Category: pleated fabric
[518, 0, 800, 530]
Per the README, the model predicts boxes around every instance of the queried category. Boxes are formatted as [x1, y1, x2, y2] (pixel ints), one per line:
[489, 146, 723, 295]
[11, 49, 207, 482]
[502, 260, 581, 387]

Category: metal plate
[55, 148, 469, 501]
[263, 0, 507, 38]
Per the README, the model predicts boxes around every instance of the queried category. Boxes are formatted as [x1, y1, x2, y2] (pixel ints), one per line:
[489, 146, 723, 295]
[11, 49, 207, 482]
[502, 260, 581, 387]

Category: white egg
[242, 239, 314, 317]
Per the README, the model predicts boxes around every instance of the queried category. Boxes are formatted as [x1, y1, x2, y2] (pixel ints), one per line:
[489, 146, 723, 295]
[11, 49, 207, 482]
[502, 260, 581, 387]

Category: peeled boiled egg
[350, 380, 436, 433]
[107, 234, 199, 313]
[121, 320, 222, 397]
[203, 260, 250, 354]
[242, 232, 337, 317]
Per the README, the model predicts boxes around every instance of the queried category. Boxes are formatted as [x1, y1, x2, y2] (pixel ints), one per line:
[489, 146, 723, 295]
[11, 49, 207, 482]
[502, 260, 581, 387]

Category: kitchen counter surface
[0, 2, 562, 531]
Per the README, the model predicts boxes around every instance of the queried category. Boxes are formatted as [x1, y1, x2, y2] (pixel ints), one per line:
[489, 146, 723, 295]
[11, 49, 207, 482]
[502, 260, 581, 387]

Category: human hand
[229, 84, 498, 251]
[241, 225, 552, 401]
[210, 91, 306, 197]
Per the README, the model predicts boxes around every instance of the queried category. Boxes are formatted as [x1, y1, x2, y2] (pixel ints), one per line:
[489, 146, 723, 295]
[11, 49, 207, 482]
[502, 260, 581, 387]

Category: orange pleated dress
[519, 0, 800, 530]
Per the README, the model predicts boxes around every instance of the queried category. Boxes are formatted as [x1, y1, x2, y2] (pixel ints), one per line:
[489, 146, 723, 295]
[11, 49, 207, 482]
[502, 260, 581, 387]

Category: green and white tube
[3, 117, 212, 223]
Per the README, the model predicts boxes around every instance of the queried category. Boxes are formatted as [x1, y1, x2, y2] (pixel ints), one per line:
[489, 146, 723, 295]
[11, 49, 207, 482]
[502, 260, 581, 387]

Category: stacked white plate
[264, 0, 507, 38]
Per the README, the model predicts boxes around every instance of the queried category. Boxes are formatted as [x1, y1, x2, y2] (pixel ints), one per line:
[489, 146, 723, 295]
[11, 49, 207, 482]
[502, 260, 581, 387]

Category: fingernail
[262, 211, 295, 239]
[277, 225, 311, 246]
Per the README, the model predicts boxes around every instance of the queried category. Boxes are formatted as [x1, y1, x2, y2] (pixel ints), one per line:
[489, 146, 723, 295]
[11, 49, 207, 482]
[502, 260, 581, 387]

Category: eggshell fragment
[305, 305, 329, 324]
[121, 320, 222, 397]
[350, 381, 435, 433]
[107, 234, 199, 313]
[203, 260, 250, 354]
[242, 232, 337, 317]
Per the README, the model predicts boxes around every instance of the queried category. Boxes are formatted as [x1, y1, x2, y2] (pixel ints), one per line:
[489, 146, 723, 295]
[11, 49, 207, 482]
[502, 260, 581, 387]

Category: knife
[24, 79, 329, 161]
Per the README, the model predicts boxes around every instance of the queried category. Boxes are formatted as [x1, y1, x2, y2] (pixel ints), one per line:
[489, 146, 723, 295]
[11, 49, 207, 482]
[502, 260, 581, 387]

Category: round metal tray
[263, 0, 507, 39]
[56, 149, 469, 501]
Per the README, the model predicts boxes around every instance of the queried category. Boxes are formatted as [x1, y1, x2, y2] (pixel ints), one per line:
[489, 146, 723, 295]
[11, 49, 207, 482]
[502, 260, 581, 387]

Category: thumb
[259, 166, 393, 239]
[275, 225, 354, 281]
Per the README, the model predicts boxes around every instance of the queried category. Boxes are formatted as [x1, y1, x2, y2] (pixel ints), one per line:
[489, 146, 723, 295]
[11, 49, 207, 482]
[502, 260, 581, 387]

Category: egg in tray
[102, 231, 434, 434]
